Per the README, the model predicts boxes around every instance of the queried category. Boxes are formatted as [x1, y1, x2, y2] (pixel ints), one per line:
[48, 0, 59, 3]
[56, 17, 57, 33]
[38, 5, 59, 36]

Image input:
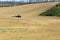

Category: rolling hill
[0, 2, 60, 40]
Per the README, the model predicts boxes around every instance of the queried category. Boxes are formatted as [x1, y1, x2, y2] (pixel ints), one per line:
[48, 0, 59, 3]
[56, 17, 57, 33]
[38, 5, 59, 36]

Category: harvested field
[0, 2, 60, 40]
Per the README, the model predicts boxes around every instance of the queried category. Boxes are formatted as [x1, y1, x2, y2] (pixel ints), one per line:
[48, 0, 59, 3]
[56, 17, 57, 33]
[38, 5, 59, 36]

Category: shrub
[39, 3, 60, 17]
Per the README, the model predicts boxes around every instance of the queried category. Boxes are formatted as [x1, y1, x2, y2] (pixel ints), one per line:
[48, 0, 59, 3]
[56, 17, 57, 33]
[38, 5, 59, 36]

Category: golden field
[0, 2, 60, 40]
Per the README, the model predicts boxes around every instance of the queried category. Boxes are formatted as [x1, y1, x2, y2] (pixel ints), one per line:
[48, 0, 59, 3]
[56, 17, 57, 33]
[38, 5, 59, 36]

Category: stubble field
[0, 2, 60, 40]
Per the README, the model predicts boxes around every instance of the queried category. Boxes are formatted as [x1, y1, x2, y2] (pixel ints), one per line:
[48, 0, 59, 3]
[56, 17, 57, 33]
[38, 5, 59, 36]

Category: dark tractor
[13, 14, 21, 18]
